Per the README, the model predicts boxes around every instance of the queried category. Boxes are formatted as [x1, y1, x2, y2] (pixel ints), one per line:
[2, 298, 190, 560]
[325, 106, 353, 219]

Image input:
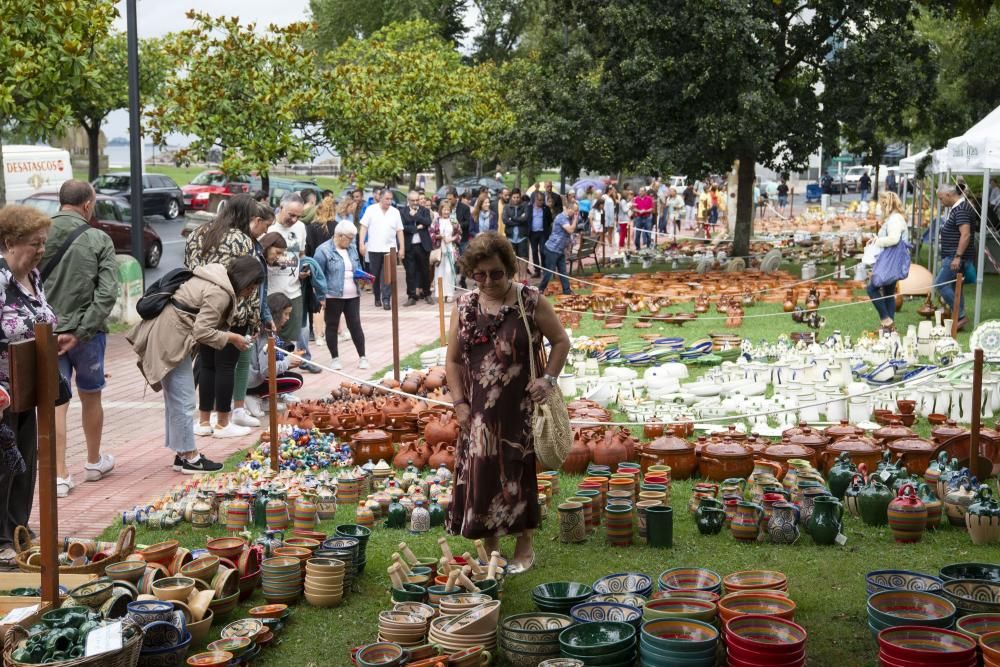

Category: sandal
[507, 550, 535, 575]
[0, 546, 18, 571]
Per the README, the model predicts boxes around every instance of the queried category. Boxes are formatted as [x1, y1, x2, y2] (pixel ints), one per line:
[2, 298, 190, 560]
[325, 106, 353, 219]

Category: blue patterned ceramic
[141, 621, 181, 650]
[127, 600, 175, 628]
[866, 570, 944, 596]
[137, 632, 192, 667]
[593, 573, 653, 598]
[570, 602, 642, 629]
[941, 579, 1000, 614]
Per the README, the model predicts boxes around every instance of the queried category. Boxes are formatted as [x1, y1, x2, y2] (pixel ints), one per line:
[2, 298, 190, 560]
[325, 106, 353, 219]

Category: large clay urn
[698, 439, 754, 481]
[351, 428, 394, 464]
[424, 413, 459, 448]
[931, 419, 968, 445]
[593, 430, 629, 468]
[820, 436, 881, 474]
[638, 435, 696, 478]
[873, 420, 915, 447]
[824, 420, 864, 441]
[886, 437, 935, 477]
[427, 442, 456, 471]
[561, 431, 593, 474]
[393, 436, 424, 469]
[760, 441, 816, 474]
[787, 427, 830, 459]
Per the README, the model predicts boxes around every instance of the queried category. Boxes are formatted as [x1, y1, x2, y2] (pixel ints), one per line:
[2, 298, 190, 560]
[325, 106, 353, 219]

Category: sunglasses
[472, 269, 506, 282]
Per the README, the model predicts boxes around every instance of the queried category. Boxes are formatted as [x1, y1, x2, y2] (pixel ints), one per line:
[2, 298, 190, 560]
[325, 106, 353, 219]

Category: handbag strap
[515, 284, 539, 381]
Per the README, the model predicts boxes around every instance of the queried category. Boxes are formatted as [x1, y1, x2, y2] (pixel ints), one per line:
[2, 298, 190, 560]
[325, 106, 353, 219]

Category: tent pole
[975, 168, 991, 327]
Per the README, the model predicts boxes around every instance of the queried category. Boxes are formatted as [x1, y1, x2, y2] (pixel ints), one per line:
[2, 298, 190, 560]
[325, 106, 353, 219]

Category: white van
[2, 144, 73, 203]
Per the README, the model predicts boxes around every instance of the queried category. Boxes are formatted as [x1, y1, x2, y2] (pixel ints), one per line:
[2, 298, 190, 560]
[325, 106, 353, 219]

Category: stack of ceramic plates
[438, 593, 493, 616]
[427, 601, 500, 654]
[377, 611, 428, 648]
[723, 571, 788, 595]
[499, 613, 572, 666]
[559, 621, 637, 666]
[304, 558, 344, 608]
[261, 556, 302, 604]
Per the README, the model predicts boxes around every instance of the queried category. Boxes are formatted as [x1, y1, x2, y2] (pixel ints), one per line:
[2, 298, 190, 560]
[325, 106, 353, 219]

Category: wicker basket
[3, 620, 143, 667]
[13, 526, 135, 576]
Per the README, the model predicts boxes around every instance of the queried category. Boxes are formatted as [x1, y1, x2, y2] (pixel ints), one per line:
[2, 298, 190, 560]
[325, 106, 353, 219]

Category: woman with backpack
[128, 256, 265, 473]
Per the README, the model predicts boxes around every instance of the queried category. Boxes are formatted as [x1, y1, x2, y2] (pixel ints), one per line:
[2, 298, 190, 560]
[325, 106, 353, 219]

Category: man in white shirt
[359, 190, 405, 310]
[267, 193, 307, 345]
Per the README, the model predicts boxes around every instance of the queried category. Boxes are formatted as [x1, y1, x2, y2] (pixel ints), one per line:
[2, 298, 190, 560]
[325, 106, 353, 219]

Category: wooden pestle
[455, 566, 477, 592]
[392, 553, 413, 576]
[437, 537, 454, 562]
[387, 563, 404, 589]
[486, 552, 501, 580]
[462, 552, 484, 576]
[446, 567, 460, 591]
[398, 542, 419, 566]
[474, 539, 489, 563]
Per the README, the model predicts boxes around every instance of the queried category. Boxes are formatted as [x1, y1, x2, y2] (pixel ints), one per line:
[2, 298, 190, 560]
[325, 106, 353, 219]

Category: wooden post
[950, 272, 964, 338]
[789, 187, 794, 218]
[267, 335, 278, 472]
[438, 277, 446, 346]
[9, 323, 59, 607]
[970, 349, 988, 479]
[387, 249, 400, 380]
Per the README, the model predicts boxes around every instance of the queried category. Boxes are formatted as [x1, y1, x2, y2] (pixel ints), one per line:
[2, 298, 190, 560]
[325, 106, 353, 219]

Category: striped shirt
[939, 198, 977, 261]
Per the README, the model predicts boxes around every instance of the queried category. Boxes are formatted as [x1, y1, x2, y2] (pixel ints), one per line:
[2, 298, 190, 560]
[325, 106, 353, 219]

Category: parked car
[181, 170, 252, 211]
[21, 192, 163, 267]
[249, 176, 323, 208]
[843, 165, 877, 192]
[92, 172, 185, 219]
[434, 177, 506, 202]
[339, 186, 407, 207]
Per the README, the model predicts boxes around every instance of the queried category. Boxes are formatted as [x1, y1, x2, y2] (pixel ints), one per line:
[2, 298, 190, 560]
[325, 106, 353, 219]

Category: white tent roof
[945, 104, 1000, 173]
[899, 149, 928, 174]
[898, 148, 949, 175]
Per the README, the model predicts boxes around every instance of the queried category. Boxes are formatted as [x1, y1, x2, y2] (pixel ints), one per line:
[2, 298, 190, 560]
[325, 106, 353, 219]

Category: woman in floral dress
[445, 232, 570, 573]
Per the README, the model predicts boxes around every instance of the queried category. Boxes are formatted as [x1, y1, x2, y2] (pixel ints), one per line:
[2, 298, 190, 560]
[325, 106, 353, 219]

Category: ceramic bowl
[981, 631, 1000, 664]
[941, 579, 1000, 614]
[500, 640, 559, 667]
[355, 642, 405, 667]
[718, 593, 797, 623]
[560, 642, 636, 665]
[638, 635, 717, 664]
[570, 602, 642, 628]
[205, 537, 246, 561]
[558, 621, 636, 657]
[221, 618, 264, 640]
[127, 599, 175, 626]
[658, 568, 722, 593]
[533, 582, 594, 602]
[207, 637, 253, 659]
[724, 615, 807, 654]
[589, 593, 648, 608]
[391, 584, 427, 603]
[593, 573, 653, 597]
[41, 607, 87, 629]
[723, 570, 788, 593]
[248, 604, 288, 619]
[180, 555, 220, 582]
[642, 598, 717, 623]
[186, 609, 214, 646]
[940, 563, 1000, 584]
[867, 590, 956, 627]
[140, 540, 180, 565]
[500, 613, 573, 643]
[877, 626, 977, 662]
[726, 640, 804, 667]
[649, 590, 720, 605]
[152, 576, 196, 602]
[207, 591, 240, 618]
[106, 560, 147, 584]
[185, 651, 232, 667]
[867, 570, 945, 596]
[956, 613, 1000, 641]
[142, 620, 182, 649]
[67, 578, 114, 608]
[139, 631, 192, 665]
[305, 589, 342, 608]
[438, 601, 500, 636]
[392, 602, 435, 621]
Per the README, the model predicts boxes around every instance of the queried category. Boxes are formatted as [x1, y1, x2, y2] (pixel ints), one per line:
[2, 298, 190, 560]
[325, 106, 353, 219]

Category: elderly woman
[866, 191, 910, 331]
[445, 232, 570, 573]
[0, 206, 76, 567]
[315, 220, 367, 370]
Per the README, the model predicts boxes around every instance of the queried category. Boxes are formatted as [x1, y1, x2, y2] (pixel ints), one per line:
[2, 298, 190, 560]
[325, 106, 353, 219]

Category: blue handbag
[871, 241, 911, 288]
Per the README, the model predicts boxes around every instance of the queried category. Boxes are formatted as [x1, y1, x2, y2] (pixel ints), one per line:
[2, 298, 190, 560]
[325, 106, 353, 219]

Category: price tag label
[0, 604, 38, 625]
[85, 621, 123, 657]
[834, 532, 848, 546]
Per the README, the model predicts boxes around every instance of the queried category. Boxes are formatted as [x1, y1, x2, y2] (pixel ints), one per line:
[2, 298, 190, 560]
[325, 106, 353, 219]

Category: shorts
[58, 332, 107, 395]
[513, 239, 529, 259]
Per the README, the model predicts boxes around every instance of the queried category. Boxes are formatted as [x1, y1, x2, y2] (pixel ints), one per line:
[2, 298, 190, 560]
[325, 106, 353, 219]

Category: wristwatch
[542, 374, 558, 386]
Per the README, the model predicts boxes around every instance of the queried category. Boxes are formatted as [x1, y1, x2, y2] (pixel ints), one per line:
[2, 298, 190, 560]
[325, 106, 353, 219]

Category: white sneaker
[339, 330, 350, 341]
[232, 408, 261, 428]
[84, 453, 115, 482]
[331, 358, 343, 370]
[212, 422, 252, 439]
[358, 357, 369, 370]
[280, 393, 301, 404]
[56, 476, 74, 498]
[243, 395, 265, 418]
[193, 423, 214, 436]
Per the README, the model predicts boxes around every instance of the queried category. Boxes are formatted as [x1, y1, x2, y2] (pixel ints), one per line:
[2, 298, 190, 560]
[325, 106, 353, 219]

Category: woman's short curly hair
[458, 231, 517, 278]
[0, 205, 52, 249]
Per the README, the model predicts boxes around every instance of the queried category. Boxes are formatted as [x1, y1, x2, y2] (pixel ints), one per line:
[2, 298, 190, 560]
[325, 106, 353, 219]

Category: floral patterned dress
[446, 285, 542, 539]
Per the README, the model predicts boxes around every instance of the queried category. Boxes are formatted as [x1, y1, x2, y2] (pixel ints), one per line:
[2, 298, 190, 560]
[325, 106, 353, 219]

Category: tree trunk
[0, 124, 6, 206]
[733, 153, 756, 258]
[434, 161, 444, 192]
[408, 170, 417, 190]
[515, 164, 522, 190]
[86, 123, 101, 181]
[261, 173, 270, 195]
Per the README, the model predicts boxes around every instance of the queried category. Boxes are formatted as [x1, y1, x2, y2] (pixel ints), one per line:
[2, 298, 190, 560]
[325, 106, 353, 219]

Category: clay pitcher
[808, 496, 844, 545]
[393, 438, 421, 470]
[768, 501, 801, 545]
[730, 502, 764, 542]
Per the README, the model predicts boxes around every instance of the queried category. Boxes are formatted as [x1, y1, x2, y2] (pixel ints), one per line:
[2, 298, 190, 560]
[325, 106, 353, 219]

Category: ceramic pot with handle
[858, 477, 893, 527]
[965, 485, 1000, 545]
[844, 473, 866, 518]
[826, 452, 857, 500]
[768, 502, 800, 545]
[730, 502, 764, 542]
[808, 496, 844, 546]
[887, 484, 927, 543]
[699, 440, 754, 481]
[944, 475, 979, 526]
[916, 482, 943, 530]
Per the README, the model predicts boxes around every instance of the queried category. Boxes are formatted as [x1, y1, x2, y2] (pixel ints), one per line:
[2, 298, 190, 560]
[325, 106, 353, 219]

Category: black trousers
[529, 231, 546, 273]
[324, 297, 365, 358]
[368, 251, 393, 305]
[198, 325, 245, 413]
[405, 244, 431, 299]
[0, 410, 37, 548]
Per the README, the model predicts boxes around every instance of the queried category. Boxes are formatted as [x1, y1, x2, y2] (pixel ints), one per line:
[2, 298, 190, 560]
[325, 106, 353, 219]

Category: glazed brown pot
[424, 413, 459, 448]
[824, 420, 865, 441]
[819, 436, 882, 474]
[698, 440, 754, 481]
[759, 442, 817, 474]
[886, 437, 935, 477]
[873, 420, 915, 446]
[787, 427, 830, 458]
[932, 419, 968, 445]
[638, 435, 696, 478]
[351, 428, 394, 464]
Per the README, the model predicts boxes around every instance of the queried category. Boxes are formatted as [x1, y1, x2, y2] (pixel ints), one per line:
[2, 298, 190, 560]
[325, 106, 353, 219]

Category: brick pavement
[28, 269, 449, 540]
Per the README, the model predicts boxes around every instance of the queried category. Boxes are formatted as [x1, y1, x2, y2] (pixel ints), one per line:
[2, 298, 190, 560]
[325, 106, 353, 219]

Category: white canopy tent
[898, 148, 948, 175]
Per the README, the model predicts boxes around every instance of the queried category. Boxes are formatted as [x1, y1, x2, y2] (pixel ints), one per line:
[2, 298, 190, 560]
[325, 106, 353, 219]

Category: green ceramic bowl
[638, 637, 717, 667]
[558, 621, 636, 657]
[559, 642, 635, 665]
[533, 582, 594, 602]
[940, 563, 1000, 584]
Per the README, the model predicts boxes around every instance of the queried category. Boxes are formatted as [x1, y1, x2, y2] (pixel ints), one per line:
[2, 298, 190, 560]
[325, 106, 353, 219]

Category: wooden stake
[951, 272, 964, 338]
[438, 276, 446, 346]
[970, 348, 988, 479]
[267, 335, 279, 472]
[35, 324, 58, 607]
[386, 249, 400, 381]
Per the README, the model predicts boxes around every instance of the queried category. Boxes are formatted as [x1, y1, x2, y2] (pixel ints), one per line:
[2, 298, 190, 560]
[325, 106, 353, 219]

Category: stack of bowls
[427, 602, 500, 654]
[724, 615, 807, 667]
[867, 591, 956, 638]
[718, 592, 796, 625]
[593, 573, 653, 598]
[558, 621, 636, 666]
[658, 568, 723, 596]
[941, 580, 1000, 616]
[982, 632, 1000, 667]
[533, 582, 594, 615]
[392, 602, 436, 625]
[378, 610, 429, 648]
[321, 537, 361, 589]
[439, 593, 493, 616]
[940, 563, 1000, 584]
[570, 602, 642, 630]
[650, 590, 721, 605]
[335, 524, 371, 574]
[316, 546, 357, 593]
[590, 593, 648, 609]
[304, 558, 344, 607]
[261, 556, 302, 604]
[956, 614, 1000, 643]
[207, 637, 258, 665]
[723, 571, 788, 595]
[644, 597, 718, 624]
[866, 570, 944, 597]
[640, 618, 719, 667]
[876, 627, 977, 667]
[499, 613, 572, 666]
[354, 642, 407, 667]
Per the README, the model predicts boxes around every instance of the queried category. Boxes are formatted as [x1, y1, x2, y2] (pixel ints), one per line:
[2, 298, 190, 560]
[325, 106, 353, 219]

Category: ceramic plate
[971, 321, 1000, 359]
[220, 618, 264, 640]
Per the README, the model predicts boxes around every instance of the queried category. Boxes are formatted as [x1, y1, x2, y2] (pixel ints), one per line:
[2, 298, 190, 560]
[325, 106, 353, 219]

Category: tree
[468, 0, 532, 64]
[148, 12, 322, 193]
[0, 0, 117, 204]
[309, 0, 466, 51]
[320, 19, 513, 185]
[67, 33, 169, 180]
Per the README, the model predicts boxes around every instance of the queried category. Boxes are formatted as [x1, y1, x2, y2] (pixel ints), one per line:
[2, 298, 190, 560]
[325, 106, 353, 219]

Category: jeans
[297, 306, 312, 363]
[860, 189, 870, 202]
[936, 260, 966, 320]
[866, 281, 897, 321]
[324, 296, 365, 359]
[0, 410, 37, 548]
[58, 331, 107, 394]
[161, 355, 197, 455]
[538, 247, 571, 294]
[708, 206, 719, 227]
[634, 215, 653, 249]
[529, 230, 546, 273]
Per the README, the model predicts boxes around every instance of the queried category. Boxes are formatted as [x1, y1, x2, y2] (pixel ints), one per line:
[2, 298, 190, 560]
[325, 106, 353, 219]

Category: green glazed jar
[858, 478, 894, 526]
[826, 452, 857, 500]
[428, 498, 446, 527]
[808, 496, 843, 545]
[385, 499, 407, 529]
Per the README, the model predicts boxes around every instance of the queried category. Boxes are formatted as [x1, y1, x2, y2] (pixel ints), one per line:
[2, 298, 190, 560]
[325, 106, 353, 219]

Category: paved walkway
[29, 270, 450, 541]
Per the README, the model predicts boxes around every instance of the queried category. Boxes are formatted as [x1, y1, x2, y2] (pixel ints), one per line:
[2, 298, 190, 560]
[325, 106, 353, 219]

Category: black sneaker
[404, 297, 417, 307]
[172, 455, 184, 472]
[425, 296, 435, 305]
[383, 303, 391, 311]
[180, 455, 223, 474]
[375, 301, 382, 308]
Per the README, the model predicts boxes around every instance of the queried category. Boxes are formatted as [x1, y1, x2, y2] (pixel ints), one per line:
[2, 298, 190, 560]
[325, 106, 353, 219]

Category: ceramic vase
[887, 484, 927, 543]
[965, 486, 1000, 545]
[559, 502, 587, 544]
[808, 496, 844, 546]
[604, 505, 633, 546]
[730, 502, 764, 543]
[768, 502, 801, 545]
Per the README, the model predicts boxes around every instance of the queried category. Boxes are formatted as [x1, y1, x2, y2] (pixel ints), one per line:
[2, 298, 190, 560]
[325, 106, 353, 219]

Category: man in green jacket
[41, 180, 119, 498]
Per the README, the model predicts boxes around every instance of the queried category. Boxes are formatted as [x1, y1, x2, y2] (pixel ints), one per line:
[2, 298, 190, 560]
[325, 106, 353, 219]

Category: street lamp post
[126, 0, 145, 282]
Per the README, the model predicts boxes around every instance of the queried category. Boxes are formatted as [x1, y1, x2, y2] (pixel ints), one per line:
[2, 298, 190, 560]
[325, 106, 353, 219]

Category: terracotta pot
[873, 420, 915, 446]
[427, 442, 456, 471]
[351, 428, 394, 464]
[886, 437, 935, 477]
[824, 420, 864, 441]
[931, 419, 967, 445]
[820, 436, 882, 474]
[639, 435, 696, 478]
[424, 413, 459, 448]
[698, 440, 754, 481]
[759, 442, 816, 474]
[562, 433, 593, 474]
[393, 437, 423, 469]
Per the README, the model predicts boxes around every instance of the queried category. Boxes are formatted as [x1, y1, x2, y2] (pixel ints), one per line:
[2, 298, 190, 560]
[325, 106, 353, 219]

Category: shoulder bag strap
[39, 223, 90, 284]
[515, 284, 538, 381]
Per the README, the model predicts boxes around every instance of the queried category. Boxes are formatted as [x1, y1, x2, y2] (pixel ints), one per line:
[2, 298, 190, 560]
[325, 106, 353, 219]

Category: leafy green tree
[148, 12, 322, 193]
[67, 33, 169, 180]
[468, 0, 532, 64]
[309, 0, 466, 51]
[320, 19, 513, 185]
[0, 0, 117, 204]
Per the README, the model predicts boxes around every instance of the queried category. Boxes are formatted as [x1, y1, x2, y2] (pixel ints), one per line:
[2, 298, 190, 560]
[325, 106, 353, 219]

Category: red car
[181, 170, 251, 211]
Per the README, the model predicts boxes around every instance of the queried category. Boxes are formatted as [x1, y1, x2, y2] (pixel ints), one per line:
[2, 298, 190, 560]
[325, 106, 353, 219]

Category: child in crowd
[243, 293, 305, 415]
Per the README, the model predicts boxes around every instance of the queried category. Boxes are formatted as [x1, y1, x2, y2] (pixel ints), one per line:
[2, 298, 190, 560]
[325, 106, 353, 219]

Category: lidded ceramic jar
[820, 436, 881, 474]
[698, 439, 753, 481]
[873, 420, 915, 446]
[824, 420, 864, 441]
[885, 437, 935, 477]
[639, 434, 695, 478]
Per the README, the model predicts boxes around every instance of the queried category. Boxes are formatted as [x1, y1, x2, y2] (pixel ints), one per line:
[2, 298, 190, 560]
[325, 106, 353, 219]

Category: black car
[92, 172, 185, 220]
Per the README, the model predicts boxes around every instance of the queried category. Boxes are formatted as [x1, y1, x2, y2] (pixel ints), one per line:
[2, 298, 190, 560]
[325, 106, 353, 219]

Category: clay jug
[594, 430, 628, 468]
[768, 501, 800, 545]
[858, 477, 894, 526]
[826, 452, 857, 500]
[917, 482, 943, 530]
[887, 484, 927, 543]
[808, 497, 844, 545]
[393, 439, 421, 470]
[965, 485, 1000, 545]
[562, 432, 592, 474]
[844, 473, 865, 518]
[695, 498, 725, 535]
[731, 502, 764, 542]
[425, 413, 459, 447]
[428, 442, 456, 471]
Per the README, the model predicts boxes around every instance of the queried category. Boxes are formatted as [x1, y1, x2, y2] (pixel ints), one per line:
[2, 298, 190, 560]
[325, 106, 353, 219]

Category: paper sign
[834, 533, 848, 546]
[85, 621, 123, 657]
[0, 604, 38, 624]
